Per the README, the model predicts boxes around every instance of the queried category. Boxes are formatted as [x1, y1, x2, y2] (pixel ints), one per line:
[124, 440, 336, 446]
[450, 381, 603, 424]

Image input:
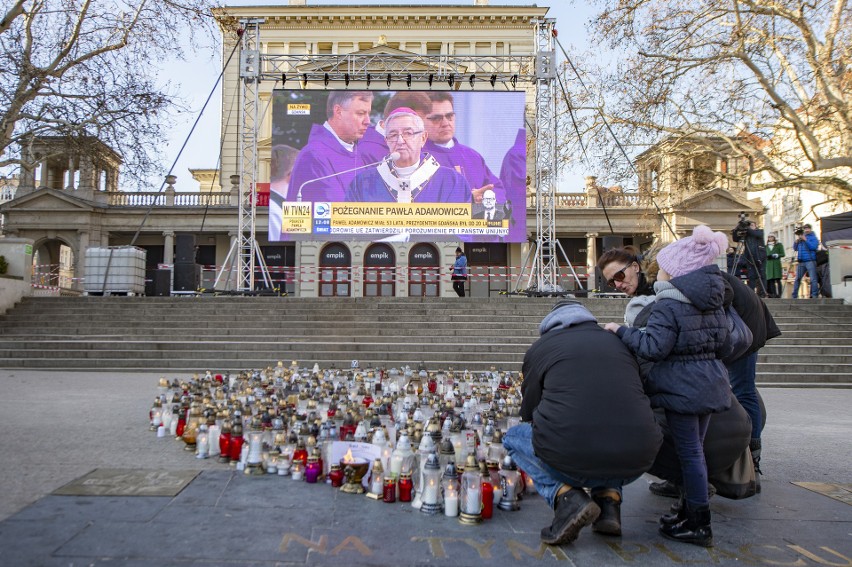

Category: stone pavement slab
[0, 370, 850, 566]
[1, 475, 850, 566]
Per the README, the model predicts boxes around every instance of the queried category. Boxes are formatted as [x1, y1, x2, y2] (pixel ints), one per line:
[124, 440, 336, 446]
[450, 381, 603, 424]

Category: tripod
[730, 237, 768, 297]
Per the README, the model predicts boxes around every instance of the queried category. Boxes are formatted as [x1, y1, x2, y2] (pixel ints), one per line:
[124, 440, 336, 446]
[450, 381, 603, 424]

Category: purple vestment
[424, 138, 505, 201]
[499, 128, 528, 242]
[287, 124, 371, 202]
[346, 164, 472, 203]
[358, 127, 390, 164]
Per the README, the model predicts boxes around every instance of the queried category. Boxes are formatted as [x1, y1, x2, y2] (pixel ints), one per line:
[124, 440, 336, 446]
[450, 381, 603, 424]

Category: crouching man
[503, 300, 663, 545]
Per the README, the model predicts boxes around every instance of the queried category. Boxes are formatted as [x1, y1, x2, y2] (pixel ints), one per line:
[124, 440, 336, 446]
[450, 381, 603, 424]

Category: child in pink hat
[605, 225, 732, 548]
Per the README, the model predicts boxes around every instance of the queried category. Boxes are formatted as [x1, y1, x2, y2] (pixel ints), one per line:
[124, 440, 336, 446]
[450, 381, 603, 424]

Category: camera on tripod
[735, 212, 750, 236]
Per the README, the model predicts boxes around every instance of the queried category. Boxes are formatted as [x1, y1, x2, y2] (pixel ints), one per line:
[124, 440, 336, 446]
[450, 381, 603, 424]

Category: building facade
[0, 1, 757, 297]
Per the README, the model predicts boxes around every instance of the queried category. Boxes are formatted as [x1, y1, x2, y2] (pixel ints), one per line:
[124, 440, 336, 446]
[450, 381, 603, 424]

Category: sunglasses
[426, 112, 456, 123]
[606, 262, 634, 288]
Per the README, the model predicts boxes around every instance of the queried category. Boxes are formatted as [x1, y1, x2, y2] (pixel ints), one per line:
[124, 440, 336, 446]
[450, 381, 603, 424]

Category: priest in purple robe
[286, 91, 374, 203]
[346, 108, 471, 203]
[423, 92, 505, 203]
[358, 91, 433, 164]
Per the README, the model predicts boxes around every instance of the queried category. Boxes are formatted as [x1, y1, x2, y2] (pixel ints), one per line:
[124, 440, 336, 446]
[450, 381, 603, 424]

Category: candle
[196, 434, 209, 459]
[399, 474, 413, 502]
[481, 481, 494, 519]
[207, 425, 220, 457]
[305, 459, 321, 484]
[464, 482, 480, 515]
[383, 477, 397, 503]
[422, 478, 439, 505]
[444, 490, 459, 517]
[329, 465, 344, 487]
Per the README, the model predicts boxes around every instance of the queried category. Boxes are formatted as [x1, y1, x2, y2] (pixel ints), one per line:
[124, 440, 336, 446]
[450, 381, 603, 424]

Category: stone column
[163, 231, 175, 266]
[19, 165, 36, 192]
[585, 232, 598, 290]
[39, 161, 49, 189]
[66, 157, 75, 190]
[75, 230, 89, 292]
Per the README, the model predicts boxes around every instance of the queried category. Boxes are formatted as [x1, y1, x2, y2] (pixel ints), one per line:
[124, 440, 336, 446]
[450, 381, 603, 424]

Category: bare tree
[0, 0, 225, 187]
[567, 0, 852, 199]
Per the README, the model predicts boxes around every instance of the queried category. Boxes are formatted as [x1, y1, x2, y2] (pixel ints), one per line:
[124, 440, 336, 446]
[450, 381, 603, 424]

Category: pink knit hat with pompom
[656, 225, 729, 278]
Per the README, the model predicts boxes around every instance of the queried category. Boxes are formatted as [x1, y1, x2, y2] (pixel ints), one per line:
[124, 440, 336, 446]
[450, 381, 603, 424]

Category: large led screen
[268, 90, 527, 242]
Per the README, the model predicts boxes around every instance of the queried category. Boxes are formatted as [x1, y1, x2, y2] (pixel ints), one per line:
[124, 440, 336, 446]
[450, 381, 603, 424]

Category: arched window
[319, 243, 351, 297]
[408, 243, 440, 297]
[363, 243, 395, 297]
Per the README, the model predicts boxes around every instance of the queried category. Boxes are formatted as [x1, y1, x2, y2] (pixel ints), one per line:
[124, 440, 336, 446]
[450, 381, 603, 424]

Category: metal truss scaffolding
[216, 18, 273, 292]
[223, 17, 578, 295]
[515, 18, 582, 295]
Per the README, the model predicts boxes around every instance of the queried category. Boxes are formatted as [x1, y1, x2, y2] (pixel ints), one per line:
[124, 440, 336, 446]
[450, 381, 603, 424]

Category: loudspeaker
[175, 233, 196, 263]
[148, 269, 171, 296]
[173, 263, 200, 292]
[602, 236, 624, 251]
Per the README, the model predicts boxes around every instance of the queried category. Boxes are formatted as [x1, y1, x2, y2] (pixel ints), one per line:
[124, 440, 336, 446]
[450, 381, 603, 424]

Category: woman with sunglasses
[598, 247, 658, 335]
[598, 247, 654, 296]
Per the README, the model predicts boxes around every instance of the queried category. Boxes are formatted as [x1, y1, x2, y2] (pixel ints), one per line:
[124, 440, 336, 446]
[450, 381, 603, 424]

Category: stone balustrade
[526, 192, 657, 209]
[105, 192, 232, 207]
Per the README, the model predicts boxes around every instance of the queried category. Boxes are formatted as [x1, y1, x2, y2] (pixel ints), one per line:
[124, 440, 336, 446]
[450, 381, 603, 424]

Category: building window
[408, 243, 440, 297]
[359, 42, 373, 51]
[319, 242, 352, 297]
[317, 42, 333, 54]
[426, 42, 442, 55]
[363, 243, 396, 297]
[475, 42, 490, 55]
[454, 42, 471, 55]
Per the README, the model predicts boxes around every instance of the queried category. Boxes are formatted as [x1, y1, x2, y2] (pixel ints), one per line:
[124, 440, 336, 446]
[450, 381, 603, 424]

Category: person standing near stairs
[451, 247, 468, 297]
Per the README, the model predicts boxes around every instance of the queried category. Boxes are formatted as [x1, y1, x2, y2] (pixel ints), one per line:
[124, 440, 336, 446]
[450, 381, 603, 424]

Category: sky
[159, 0, 596, 193]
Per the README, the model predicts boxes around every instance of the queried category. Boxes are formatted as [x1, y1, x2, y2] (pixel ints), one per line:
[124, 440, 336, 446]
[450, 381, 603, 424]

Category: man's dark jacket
[521, 320, 662, 480]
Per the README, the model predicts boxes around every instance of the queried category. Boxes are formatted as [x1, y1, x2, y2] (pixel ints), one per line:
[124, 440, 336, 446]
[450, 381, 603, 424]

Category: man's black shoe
[649, 480, 680, 498]
[591, 493, 622, 536]
[541, 488, 601, 546]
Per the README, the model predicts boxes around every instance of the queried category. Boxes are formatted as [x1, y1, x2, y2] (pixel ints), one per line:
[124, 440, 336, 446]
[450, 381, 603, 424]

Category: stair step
[1, 296, 849, 384]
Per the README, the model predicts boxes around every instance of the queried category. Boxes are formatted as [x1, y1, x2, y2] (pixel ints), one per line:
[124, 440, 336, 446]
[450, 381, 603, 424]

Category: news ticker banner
[279, 202, 509, 238]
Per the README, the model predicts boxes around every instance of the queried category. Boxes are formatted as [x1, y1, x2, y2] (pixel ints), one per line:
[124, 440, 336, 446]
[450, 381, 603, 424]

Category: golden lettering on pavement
[276, 533, 851, 565]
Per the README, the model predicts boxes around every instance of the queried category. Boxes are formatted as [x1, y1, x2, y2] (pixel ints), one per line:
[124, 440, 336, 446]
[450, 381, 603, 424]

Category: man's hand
[604, 322, 621, 333]
[471, 184, 494, 204]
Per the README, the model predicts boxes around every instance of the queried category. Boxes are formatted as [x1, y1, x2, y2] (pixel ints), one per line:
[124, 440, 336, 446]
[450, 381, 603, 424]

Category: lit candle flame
[342, 448, 356, 463]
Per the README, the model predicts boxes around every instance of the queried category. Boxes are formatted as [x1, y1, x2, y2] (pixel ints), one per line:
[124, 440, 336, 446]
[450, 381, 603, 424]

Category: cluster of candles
[148, 362, 532, 522]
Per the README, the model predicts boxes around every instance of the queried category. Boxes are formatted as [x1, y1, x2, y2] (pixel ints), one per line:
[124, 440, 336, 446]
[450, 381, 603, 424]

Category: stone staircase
[0, 296, 849, 386]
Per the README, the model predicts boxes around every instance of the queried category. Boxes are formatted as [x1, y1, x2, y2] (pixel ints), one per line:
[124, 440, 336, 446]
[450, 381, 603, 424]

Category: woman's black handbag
[720, 306, 753, 365]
